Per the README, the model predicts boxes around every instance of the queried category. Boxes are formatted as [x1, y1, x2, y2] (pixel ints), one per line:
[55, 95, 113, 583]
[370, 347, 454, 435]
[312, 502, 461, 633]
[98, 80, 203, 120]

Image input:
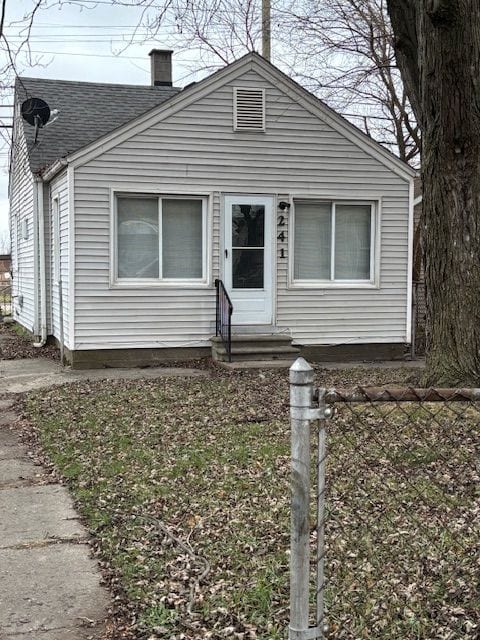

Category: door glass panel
[232, 249, 264, 288]
[232, 205, 265, 247]
[231, 203, 265, 289]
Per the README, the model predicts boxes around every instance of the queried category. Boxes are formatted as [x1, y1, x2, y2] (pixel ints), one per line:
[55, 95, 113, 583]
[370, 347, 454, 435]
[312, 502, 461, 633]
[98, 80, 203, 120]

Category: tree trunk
[421, 1, 480, 384]
[389, 0, 480, 384]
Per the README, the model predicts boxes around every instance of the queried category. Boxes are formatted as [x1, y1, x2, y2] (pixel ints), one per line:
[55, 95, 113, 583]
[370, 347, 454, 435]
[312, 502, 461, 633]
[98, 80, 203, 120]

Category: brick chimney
[149, 49, 173, 87]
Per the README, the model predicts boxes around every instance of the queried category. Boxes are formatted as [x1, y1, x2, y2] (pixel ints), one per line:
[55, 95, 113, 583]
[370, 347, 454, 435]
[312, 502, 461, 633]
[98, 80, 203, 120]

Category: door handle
[225, 249, 228, 258]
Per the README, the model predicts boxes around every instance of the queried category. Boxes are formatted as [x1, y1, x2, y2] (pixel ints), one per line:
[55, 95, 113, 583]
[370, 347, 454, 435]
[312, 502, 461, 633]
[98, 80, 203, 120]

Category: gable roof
[14, 76, 180, 173]
[65, 53, 415, 181]
[15, 53, 416, 181]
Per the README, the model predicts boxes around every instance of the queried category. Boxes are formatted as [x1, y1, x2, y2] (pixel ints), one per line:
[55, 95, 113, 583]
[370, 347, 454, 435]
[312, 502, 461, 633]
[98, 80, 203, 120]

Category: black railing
[215, 278, 233, 362]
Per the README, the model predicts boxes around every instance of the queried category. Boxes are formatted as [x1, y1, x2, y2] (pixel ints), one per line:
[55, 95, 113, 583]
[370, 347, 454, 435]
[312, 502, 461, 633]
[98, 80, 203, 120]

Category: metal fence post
[316, 389, 327, 638]
[289, 357, 322, 640]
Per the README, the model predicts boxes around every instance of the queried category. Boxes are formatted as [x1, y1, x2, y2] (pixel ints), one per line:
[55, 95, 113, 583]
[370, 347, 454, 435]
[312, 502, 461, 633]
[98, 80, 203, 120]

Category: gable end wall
[72, 67, 410, 351]
[9, 122, 37, 333]
[46, 169, 70, 347]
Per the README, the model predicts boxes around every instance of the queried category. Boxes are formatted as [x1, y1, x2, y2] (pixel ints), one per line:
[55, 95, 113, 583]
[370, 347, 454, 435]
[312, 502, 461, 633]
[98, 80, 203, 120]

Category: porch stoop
[210, 333, 300, 368]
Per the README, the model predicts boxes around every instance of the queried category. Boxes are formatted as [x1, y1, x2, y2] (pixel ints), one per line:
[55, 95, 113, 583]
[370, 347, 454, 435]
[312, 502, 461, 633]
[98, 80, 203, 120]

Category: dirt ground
[0, 322, 59, 361]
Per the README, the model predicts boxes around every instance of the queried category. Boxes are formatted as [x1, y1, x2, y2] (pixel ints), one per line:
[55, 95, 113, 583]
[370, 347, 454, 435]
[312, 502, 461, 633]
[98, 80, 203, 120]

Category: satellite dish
[21, 98, 51, 128]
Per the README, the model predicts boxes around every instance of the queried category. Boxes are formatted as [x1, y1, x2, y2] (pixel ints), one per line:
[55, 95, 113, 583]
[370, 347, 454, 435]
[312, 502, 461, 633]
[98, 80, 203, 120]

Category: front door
[224, 195, 273, 324]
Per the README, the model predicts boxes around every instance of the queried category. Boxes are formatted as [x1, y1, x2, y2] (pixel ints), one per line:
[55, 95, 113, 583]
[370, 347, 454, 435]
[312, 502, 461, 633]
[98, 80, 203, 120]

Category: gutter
[41, 158, 67, 182]
[33, 177, 47, 348]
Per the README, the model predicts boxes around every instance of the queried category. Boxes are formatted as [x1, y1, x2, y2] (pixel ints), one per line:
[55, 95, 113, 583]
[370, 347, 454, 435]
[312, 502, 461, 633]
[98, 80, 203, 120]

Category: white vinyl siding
[9, 121, 36, 333]
[72, 67, 410, 350]
[49, 170, 70, 347]
[52, 197, 60, 284]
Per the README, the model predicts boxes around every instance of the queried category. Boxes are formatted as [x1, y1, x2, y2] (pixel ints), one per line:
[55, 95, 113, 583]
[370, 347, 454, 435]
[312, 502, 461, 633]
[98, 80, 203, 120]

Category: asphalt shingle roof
[15, 76, 180, 174]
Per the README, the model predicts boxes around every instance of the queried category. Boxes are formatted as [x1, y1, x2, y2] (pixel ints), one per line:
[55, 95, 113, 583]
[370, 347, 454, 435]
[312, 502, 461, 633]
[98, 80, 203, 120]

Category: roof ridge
[17, 76, 181, 91]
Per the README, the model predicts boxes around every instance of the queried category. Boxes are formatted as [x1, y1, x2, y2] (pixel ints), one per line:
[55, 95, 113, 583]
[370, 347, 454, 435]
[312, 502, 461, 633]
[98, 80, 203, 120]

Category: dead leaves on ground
[20, 365, 479, 640]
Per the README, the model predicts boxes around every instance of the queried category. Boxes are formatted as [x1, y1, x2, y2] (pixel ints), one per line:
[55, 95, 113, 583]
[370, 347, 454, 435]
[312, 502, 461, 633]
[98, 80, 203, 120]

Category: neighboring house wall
[72, 67, 410, 351]
[0, 255, 11, 316]
[48, 169, 70, 347]
[0, 255, 11, 279]
[10, 120, 37, 333]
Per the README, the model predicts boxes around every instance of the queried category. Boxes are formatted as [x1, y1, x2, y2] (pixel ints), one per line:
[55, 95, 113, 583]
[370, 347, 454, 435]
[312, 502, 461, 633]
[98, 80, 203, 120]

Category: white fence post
[289, 357, 323, 640]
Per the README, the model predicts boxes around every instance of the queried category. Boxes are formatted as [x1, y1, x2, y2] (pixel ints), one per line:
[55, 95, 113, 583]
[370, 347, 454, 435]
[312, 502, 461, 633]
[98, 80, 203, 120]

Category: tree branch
[386, 0, 422, 124]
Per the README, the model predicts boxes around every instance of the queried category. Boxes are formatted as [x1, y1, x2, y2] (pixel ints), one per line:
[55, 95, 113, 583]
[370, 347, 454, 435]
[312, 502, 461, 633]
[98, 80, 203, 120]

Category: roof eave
[57, 51, 415, 181]
[249, 53, 417, 180]
[40, 158, 68, 182]
[66, 55, 260, 167]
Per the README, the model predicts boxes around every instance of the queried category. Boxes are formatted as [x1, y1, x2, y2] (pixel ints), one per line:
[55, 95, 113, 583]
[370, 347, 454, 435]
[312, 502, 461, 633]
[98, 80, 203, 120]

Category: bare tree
[0, 1, 46, 121]
[280, 0, 419, 164]
[388, 0, 480, 385]
[0, 0, 53, 172]
[105, 0, 419, 163]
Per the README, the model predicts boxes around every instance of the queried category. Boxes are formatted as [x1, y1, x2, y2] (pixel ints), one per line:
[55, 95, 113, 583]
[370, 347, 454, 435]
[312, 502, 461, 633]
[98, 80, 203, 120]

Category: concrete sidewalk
[0, 357, 209, 394]
[0, 397, 110, 639]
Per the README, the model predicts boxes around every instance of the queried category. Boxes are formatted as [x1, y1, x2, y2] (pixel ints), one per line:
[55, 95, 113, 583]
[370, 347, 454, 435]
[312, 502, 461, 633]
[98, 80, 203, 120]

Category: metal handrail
[215, 278, 233, 362]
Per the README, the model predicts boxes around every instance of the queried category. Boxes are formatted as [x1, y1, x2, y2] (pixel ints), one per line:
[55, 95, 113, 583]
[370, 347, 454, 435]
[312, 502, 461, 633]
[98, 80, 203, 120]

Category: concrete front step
[211, 334, 294, 346]
[215, 359, 297, 370]
[213, 346, 300, 362]
[211, 333, 300, 363]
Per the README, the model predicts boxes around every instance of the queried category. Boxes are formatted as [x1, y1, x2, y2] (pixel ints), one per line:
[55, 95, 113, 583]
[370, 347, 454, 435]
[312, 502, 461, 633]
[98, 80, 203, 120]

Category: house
[9, 51, 416, 368]
[0, 253, 11, 281]
[0, 253, 11, 317]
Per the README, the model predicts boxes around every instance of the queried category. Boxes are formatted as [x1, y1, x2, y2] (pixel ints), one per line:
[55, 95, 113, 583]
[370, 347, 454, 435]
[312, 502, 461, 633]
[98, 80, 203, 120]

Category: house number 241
[277, 215, 286, 258]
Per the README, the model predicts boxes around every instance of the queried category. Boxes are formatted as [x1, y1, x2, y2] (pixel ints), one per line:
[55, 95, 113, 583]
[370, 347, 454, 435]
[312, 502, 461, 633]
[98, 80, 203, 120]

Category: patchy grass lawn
[22, 365, 479, 640]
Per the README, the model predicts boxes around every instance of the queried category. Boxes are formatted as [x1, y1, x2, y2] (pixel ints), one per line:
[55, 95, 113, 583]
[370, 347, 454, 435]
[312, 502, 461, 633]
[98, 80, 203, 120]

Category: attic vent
[234, 88, 265, 131]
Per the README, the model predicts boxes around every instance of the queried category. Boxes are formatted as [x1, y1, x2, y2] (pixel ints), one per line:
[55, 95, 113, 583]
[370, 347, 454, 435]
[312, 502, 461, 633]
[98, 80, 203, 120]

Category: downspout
[33, 178, 47, 347]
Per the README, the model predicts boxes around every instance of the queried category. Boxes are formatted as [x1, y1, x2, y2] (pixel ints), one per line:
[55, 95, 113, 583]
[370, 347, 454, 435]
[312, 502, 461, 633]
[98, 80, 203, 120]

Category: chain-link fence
[289, 359, 480, 640]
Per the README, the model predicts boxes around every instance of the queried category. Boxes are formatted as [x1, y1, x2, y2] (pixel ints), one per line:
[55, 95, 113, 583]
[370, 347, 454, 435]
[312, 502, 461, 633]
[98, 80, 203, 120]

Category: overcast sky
[0, 0, 211, 242]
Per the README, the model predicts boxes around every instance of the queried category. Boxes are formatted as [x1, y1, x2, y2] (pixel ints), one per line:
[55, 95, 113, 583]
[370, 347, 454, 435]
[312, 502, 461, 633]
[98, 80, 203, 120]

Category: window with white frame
[115, 195, 206, 282]
[293, 201, 376, 284]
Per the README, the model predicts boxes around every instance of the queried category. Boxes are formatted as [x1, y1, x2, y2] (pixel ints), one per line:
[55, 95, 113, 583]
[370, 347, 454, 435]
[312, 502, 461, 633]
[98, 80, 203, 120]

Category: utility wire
[0, 0, 7, 39]
[22, 49, 200, 60]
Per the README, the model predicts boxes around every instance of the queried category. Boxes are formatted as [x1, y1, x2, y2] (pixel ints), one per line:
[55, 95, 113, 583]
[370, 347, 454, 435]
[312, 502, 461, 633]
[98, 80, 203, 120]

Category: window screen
[294, 201, 373, 282]
[294, 202, 331, 279]
[116, 196, 204, 281]
[334, 204, 371, 279]
[117, 197, 159, 278]
[162, 199, 203, 279]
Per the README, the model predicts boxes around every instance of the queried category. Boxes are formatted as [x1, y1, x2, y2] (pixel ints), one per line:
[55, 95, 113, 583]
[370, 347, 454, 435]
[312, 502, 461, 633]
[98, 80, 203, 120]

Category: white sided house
[9, 51, 415, 368]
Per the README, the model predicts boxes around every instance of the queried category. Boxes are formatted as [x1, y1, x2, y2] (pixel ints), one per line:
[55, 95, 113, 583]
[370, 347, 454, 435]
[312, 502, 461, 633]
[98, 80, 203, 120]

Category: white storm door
[224, 195, 273, 324]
